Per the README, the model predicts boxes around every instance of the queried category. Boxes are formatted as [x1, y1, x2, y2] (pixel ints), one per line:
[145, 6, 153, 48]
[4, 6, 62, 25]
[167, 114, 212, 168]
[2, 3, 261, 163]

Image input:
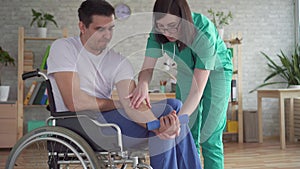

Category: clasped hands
[152, 110, 181, 140]
[127, 85, 181, 140]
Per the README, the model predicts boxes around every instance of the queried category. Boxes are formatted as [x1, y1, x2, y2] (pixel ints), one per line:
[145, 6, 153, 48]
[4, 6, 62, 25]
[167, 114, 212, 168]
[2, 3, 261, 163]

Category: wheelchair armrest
[89, 118, 123, 152]
[46, 112, 124, 152]
[50, 111, 77, 117]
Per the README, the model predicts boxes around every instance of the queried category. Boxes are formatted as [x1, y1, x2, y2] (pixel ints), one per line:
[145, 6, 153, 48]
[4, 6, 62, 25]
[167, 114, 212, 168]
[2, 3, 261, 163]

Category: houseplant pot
[37, 27, 47, 38]
[0, 46, 15, 101]
[288, 85, 300, 89]
[0, 86, 10, 102]
[218, 28, 224, 39]
[30, 9, 58, 37]
[250, 47, 300, 93]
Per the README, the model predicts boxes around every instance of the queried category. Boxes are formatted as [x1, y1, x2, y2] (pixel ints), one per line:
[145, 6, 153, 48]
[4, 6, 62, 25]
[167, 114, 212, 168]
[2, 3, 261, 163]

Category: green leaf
[207, 9, 232, 28]
[0, 47, 15, 67]
[250, 47, 300, 93]
[30, 9, 58, 28]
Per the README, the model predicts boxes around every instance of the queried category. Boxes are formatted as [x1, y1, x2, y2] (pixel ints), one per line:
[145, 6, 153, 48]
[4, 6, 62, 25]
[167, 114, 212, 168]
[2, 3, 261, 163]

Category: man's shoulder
[52, 36, 80, 48]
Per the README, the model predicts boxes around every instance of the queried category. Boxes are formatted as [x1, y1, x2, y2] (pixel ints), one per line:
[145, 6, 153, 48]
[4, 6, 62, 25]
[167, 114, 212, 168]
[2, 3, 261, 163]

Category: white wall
[0, 0, 295, 136]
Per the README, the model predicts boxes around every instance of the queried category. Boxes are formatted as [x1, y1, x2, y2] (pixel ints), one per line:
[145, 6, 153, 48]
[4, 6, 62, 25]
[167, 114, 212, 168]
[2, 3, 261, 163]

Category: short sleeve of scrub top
[191, 32, 217, 70]
[191, 12, 219, 71]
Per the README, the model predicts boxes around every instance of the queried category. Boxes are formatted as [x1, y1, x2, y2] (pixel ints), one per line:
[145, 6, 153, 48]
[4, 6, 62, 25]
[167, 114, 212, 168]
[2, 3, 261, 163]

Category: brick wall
[0, 0, 295, 136]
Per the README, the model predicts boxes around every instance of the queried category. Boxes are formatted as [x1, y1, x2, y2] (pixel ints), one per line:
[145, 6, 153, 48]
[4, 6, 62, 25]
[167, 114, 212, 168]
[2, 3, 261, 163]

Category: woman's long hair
[152, 0, 196, 49]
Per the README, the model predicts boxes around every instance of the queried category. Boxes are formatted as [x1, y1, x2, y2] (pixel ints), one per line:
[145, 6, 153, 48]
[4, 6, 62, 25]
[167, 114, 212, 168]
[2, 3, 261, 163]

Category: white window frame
[295, 0, 300, 47]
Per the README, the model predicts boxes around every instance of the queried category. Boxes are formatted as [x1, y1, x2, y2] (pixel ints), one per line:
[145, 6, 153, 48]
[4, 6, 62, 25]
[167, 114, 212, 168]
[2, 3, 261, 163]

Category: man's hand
[153, 111, 181, 140]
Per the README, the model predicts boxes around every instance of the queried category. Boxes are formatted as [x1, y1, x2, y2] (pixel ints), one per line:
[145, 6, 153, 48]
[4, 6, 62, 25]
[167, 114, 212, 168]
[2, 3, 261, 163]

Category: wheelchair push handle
[22, 69, 48, 80]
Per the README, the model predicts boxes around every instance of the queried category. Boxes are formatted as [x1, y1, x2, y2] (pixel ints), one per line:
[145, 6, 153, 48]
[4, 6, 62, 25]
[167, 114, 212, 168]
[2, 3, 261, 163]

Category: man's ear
[78, 21, 86, 34]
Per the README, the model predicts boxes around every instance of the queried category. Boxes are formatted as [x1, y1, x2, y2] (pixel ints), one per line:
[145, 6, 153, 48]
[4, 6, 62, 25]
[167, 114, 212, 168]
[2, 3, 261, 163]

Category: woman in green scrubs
[128, 0, 233, 168]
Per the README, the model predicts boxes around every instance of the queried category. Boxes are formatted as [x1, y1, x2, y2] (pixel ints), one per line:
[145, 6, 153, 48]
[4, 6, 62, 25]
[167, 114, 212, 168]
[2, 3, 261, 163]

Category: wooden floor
[1, 140, 300, 169]
[223, 140, 300, 169]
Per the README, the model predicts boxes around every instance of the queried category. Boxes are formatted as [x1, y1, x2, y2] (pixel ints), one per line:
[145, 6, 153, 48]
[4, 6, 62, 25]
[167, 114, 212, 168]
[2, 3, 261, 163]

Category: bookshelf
[17, 27, 67, 139]
[223, 33, 243, 143]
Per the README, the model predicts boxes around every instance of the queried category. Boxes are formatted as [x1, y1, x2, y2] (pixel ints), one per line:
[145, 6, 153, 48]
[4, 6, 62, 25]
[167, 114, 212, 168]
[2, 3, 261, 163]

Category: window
[295, 0, 300, 46]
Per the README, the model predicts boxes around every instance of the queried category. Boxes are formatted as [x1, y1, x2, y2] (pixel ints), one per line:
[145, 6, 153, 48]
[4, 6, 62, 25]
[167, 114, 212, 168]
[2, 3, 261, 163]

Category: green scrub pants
[189, 70, 232, 169]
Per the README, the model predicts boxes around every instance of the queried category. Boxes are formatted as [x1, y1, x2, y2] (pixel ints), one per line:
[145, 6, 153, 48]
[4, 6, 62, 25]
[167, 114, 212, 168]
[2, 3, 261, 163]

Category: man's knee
[151, 99, 182, 118]
[167, 98, 182, 113]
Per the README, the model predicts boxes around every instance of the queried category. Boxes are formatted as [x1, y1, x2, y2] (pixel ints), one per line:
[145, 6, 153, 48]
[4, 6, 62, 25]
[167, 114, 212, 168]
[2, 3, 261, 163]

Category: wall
[0, 0, 295, 136]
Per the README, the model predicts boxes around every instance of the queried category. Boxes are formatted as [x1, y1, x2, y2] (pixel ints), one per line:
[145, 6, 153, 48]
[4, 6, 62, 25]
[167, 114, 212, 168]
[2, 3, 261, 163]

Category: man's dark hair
[78, 0, 115, 27]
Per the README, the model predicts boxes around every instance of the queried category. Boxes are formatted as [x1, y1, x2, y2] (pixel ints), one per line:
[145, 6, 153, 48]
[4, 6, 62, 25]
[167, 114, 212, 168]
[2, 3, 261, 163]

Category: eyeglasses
[155, 20, 181, 34]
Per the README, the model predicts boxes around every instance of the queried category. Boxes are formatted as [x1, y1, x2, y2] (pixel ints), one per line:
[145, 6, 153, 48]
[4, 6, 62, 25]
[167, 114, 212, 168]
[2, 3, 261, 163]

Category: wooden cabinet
[0, 102, 17, 148]
[224, 35, 243, 143]
[17, 27, 67, 139]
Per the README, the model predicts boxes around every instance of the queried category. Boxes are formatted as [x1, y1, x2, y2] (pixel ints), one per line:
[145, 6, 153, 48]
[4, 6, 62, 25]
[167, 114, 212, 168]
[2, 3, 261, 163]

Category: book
[231, 79, 237, 102]
[28, 81, 42, 105]
[24, 51, 34, 59]
[24, 50, 34, 70]
[33, 81, 47, 105]
[24, 81, 37, 105]
[40, 89, 48, 105]
[24, 60, 33, 66]
[40, 45, 51, 70]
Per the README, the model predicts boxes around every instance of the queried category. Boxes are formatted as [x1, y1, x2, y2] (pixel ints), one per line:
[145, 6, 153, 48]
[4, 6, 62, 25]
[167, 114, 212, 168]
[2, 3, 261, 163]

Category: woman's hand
[127, 81, 151, 109]
[153, 111, 181, 140]
[127, 56, 157, 109]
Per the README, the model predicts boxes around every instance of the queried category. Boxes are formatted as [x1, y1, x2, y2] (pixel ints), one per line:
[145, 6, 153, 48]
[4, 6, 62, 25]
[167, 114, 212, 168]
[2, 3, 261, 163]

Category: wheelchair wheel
[6, 126, 103, 169]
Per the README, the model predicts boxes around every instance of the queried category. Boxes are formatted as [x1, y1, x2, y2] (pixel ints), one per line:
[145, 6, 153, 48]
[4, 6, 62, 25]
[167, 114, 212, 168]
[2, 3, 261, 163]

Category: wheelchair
[6, 69, 153, 169]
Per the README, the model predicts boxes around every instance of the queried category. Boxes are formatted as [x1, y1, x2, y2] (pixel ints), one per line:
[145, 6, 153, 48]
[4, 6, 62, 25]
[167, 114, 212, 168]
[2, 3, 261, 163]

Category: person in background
[47, 0, 202, 168]
[128, 0, 233, 168]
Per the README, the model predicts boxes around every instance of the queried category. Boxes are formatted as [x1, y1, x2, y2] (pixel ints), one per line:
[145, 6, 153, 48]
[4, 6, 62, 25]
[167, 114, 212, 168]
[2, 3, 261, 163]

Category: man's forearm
[116, 80, 157, 127]
[121, 98, 157, 125]
[96, 98, 121, 112]
[71, 90, 120, 112]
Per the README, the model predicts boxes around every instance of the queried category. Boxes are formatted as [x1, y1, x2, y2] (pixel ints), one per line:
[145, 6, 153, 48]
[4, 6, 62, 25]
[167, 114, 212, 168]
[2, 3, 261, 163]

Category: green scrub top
[145, 12, 233, 100]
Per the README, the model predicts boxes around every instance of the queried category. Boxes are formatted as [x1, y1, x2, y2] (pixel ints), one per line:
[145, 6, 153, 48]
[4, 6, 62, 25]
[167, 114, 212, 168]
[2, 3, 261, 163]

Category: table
[257, 88, 300, 149]
[112, 91, 175, 101]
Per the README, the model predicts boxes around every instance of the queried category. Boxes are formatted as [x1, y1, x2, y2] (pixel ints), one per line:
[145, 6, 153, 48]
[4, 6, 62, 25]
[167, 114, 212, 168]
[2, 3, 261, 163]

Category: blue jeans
[98, 99, 202, 169]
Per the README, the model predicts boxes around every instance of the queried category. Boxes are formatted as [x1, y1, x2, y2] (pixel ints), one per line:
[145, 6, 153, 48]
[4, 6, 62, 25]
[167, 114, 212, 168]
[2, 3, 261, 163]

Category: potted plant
[207, 8, 233, 39]
[30, 9, 58, 38]
[250, 47, 300, 93]
[0, 47, 15, 101]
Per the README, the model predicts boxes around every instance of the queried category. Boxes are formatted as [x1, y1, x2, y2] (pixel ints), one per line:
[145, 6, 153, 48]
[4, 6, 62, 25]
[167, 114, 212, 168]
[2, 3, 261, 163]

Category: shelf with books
[223, 131, 238, 135]
[224, 33, 243, 143]
[24, 105, 48, 108]
[23, 81, 48, 106]
[17, 27, 67, 139]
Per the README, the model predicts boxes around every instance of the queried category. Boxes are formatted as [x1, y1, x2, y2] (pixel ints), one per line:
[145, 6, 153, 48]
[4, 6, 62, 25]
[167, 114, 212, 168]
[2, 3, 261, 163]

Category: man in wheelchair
[46, 0, 202, 168]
